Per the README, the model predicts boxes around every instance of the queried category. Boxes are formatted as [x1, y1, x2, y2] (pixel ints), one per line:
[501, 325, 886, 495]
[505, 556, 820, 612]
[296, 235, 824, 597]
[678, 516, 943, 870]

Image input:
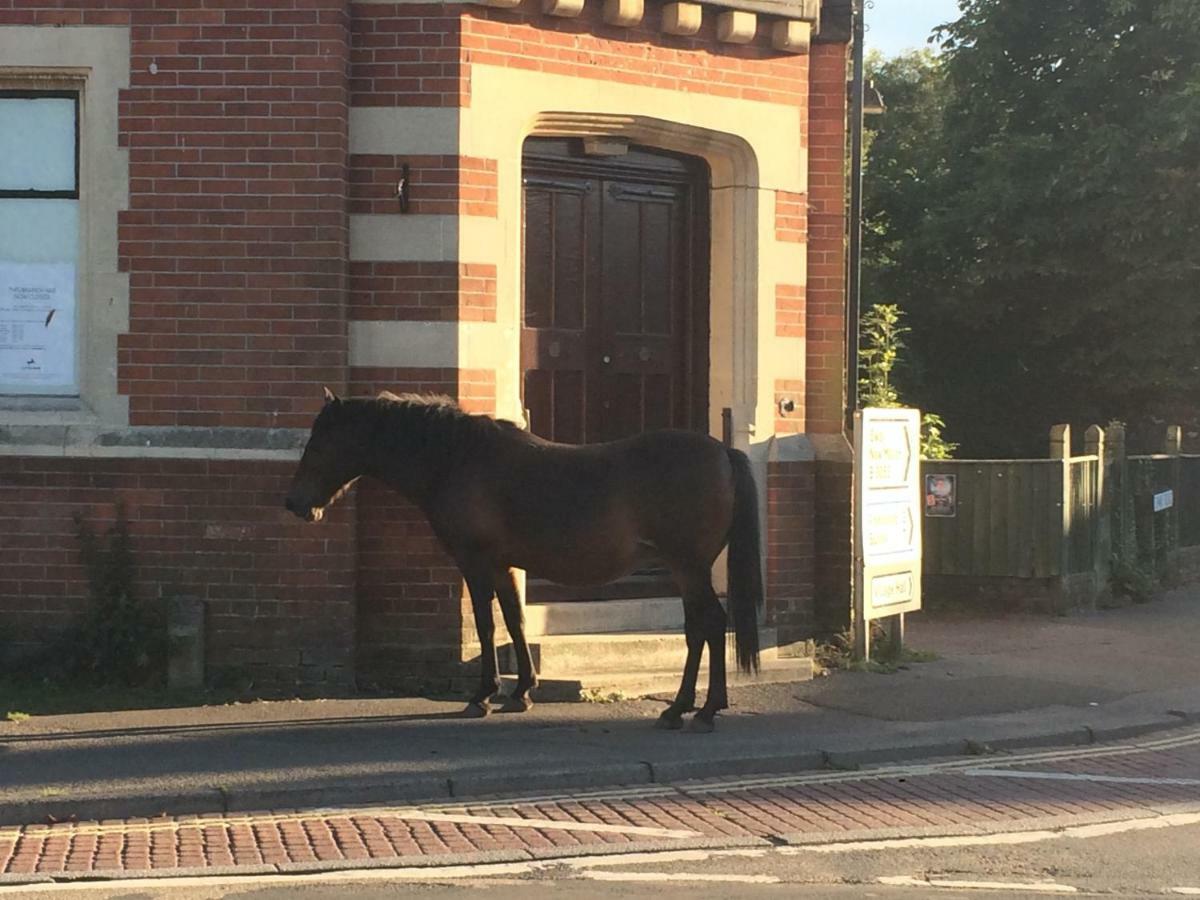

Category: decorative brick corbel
[661, 2, 702, 36]
[603, 0, 644, 27]
[543, 0, 585, 17]
[772, 19, 812, 54]
[716, 10, 757, 44]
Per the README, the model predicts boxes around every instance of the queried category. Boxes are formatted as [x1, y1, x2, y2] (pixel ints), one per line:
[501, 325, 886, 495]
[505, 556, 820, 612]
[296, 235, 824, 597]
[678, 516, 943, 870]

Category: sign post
[853, 407, 923, 661]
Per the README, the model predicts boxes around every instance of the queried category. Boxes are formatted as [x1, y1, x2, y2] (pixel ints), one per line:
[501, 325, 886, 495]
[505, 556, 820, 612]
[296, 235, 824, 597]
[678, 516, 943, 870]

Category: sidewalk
[2, 586, 1199, 828]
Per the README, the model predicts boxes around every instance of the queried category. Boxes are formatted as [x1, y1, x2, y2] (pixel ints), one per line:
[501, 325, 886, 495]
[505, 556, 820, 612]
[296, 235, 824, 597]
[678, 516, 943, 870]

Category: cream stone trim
[772, 18, 811, 53]
[603, 0, 644, 26]
[543, 0, 585, 16]
[460, 63, 807, 441]
[717, 10, 757, 43]
[349, 107, 460, 156]
[0, 27, 131, 429]
[662, 2, 703, 35]
[349, 320, 517, 373]
[0, 442, 303, 462]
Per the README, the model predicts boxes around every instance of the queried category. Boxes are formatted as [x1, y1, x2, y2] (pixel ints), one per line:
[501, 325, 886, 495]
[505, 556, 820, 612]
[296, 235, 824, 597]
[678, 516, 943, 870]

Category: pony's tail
[726, 447, 763, 675]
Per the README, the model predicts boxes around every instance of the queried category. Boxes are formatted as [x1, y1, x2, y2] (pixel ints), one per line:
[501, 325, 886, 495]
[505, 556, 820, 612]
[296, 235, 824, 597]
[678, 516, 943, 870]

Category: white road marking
[581, 870, 781, 884]
[965, 767, 1200, 786]
[0, 846, 777, 894]
[1168, 888, 1200, 896]
[0, 806, 699, 843]
[556, 848, 769, 868]
[679, 727, 1200, 796]
[788, 811, 1200, 853]
[880, 874, 1078, 893]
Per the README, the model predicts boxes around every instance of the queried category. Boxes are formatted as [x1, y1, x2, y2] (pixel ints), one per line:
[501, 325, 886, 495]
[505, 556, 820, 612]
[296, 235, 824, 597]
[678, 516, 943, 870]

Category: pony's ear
[323, 386, 340, 406]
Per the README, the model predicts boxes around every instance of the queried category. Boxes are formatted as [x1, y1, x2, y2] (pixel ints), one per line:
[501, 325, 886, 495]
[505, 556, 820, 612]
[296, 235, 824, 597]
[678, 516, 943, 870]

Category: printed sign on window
[0, 261, 77, 393]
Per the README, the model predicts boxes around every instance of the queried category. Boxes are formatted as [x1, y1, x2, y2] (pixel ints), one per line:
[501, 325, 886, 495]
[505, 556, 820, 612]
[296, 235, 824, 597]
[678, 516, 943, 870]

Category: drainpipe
[844, 0, 866, 435]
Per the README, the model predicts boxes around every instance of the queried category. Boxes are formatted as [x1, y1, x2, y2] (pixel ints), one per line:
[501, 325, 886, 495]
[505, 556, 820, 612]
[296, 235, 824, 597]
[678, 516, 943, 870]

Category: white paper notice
[0, 261, 76, 393]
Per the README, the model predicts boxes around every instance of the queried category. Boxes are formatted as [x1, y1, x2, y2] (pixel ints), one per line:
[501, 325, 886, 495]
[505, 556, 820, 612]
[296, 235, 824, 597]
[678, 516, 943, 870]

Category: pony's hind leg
[657, 578, 706, 731]
[494, 567, 538, 712]
[462, 566, 501, 717]
[690, 573, 729, 733]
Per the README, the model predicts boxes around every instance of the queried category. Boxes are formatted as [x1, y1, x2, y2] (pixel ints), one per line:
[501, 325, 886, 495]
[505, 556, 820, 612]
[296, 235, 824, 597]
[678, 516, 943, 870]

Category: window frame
[0, 89, 80, 200]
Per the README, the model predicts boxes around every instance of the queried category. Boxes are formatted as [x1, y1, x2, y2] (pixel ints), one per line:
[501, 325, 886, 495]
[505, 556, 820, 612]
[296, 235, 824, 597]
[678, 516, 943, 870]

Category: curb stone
[0, 874, 56, 886]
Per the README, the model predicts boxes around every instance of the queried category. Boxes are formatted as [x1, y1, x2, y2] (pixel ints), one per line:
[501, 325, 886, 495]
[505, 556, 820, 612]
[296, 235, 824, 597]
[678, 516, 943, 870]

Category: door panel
[521, 174, 597, 444]
[597, 179, 688, 442]
[521, 140, 709, 600]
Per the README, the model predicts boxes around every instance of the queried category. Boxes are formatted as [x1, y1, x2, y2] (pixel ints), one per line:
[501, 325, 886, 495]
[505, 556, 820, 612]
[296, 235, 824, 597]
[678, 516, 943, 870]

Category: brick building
[0, 0, 853, 690]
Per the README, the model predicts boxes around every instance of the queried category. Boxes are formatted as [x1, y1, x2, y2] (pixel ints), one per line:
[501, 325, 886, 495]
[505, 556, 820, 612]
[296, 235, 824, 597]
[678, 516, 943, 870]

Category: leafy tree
[862, 50, 952, 339]
[864, 1, 1200, 456]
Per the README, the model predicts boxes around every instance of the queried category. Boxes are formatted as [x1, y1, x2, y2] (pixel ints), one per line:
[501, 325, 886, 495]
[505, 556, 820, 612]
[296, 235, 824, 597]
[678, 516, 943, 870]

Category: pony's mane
[375, 391, 462, 413]
[365, 391, 526, 446]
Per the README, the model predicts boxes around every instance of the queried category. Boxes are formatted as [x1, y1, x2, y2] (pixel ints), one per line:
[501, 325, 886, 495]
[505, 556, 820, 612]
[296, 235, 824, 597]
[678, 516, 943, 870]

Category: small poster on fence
[925, 473, 957, 517]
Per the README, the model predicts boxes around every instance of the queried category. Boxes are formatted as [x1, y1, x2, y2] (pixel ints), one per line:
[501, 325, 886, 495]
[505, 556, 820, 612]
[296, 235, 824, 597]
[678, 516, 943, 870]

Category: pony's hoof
[655, 711, 685, 731]
[499, 695, 533, 713]
[688, 715, 716, 734]
[461, 701, 491, 718]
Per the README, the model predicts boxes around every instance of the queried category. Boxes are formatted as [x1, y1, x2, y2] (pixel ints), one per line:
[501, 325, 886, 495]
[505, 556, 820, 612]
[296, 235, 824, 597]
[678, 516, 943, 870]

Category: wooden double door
[521, 138, 710, 601]
[521, 139, 710, 446]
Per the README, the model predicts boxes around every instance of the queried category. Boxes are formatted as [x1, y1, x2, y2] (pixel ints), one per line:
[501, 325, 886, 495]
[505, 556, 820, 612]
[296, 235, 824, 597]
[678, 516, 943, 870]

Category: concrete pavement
[1, 586, 1198, 828]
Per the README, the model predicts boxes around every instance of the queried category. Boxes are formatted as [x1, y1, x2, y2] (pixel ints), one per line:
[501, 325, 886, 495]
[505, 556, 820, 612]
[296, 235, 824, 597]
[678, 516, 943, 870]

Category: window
[0, 90, 80, 396]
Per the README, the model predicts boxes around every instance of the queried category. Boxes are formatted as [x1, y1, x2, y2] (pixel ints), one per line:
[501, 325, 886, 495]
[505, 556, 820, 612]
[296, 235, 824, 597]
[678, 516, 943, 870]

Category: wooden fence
[921, 423, 1198, 610]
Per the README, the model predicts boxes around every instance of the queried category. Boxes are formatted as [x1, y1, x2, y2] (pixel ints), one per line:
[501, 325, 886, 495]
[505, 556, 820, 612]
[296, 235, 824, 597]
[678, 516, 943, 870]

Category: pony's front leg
[494, 567, 538, 712]
[463, 570, 501, 717]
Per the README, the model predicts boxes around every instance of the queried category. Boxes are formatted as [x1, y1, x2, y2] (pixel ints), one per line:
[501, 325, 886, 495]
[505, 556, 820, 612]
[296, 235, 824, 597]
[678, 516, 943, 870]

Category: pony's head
[285, 388, 367, 522]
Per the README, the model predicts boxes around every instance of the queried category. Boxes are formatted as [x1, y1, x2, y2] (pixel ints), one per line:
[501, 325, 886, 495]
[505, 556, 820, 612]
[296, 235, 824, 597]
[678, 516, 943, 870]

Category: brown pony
[285, 389, 762, 732]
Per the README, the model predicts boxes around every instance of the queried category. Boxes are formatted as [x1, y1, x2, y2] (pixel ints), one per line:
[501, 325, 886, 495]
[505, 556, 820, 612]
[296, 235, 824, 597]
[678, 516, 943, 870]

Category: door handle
[602, 355, 611, 364]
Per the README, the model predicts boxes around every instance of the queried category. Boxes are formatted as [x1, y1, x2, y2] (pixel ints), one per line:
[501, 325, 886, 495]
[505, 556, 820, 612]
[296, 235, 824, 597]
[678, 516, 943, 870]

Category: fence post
[1105, 423, 1131, 588]
[1085, 425, 1109, 599]
[1049, 424, 1071, 609]
[1165, 425, 1182, 565]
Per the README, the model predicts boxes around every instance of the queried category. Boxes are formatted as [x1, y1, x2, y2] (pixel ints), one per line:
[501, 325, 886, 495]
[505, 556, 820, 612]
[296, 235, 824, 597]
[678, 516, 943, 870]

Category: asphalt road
[4, 823, 1199, 898]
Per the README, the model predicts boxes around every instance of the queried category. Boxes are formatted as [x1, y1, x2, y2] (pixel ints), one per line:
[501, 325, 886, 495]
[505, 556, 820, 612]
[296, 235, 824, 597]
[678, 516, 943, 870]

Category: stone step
[498, 630, 810, 677]
[525, 596, 686, 635]
[501, 655, 814, 703]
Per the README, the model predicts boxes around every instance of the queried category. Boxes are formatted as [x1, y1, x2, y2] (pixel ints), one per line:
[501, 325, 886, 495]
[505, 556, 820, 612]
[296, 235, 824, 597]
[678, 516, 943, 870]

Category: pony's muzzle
[284, 495, 321, 522]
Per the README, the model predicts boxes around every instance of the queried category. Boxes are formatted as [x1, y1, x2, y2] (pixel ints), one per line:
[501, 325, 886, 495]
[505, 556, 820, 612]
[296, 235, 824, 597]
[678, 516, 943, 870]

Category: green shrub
[60, 505, 166, 686]
[859, 303, 958, 459]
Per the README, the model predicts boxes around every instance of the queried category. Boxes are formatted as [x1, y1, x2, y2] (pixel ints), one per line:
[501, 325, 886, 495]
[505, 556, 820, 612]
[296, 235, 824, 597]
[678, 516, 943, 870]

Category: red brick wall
[766, 460, 815, 641]
[350, 2, 809, 110]
[776, 283, 806, 339]
[805, 41, 849, 435]
[350, 4, 466, 107]
[59, 2, 354, 430]
[348, 262, 497, 322]
[349, 155, 498, 216]
[813, 456, 852, 635]
[775, 191, 808, 243]
[460, 4, 808, 103]
[774, 378, 806, 435]
[0, 457, 356, 688]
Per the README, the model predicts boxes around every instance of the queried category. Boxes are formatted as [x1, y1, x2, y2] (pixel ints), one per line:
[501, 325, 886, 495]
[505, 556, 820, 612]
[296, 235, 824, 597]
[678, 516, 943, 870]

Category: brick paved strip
[4, 733, 1199, 879]
[966, 769, 1200, 787]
